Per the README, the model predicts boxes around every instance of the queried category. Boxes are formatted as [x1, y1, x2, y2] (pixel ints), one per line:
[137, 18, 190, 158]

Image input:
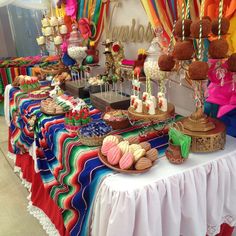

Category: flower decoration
[78, 18, 92, 39]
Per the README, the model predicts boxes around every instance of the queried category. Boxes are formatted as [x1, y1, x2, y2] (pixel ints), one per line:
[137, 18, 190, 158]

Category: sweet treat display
[227, 53, 236, 72]
[188, 61, 209, 80]
[173, 41, 194, 60]
[211, 17, 230, 36]
[119, 152, 134, 170]
[135, 157, 152, 171]
[158, 54, 175, 71]
[19, 76, 40, 92]
[99, 137, 157, 172]
[174, 19, 192, 38]
[209, 39, 229, 59]
[190, 19, 211, 38]
[29, 89, 49, 100]
[79, 121, 112, 146]
[40, 98, 65, 115]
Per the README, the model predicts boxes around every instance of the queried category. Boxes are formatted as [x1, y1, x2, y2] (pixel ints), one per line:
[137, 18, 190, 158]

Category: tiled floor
[0, 117, 46, 236]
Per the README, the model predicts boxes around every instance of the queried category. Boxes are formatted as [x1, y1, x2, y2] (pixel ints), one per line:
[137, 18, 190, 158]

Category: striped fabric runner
[9, 87, 178, 235]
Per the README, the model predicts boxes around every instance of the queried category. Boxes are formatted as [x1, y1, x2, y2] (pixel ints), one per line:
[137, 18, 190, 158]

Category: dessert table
[4, 84, 236, 236]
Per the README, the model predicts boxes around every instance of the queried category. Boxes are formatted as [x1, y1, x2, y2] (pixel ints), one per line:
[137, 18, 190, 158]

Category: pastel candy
[107, 145, 122, 165]
[125, 136, 139, 144]
[139, 142, 151, 151]
[119, 152, 134, 170]
[118, 141, 130, 155]
[135, 157, 152, 170]
[103, 135, 119, 145]
[146, 148, 158, 162]
[129, 144, 142, 154]
[101, 141, 117, 156]
[133, 148, 146, 162]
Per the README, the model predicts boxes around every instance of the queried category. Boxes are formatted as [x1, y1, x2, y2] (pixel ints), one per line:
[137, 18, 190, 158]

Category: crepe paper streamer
[169, 127, 191, 158]
[218, 0, 224, 39]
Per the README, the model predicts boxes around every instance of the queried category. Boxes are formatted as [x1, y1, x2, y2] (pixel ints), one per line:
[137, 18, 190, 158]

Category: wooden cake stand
[128, 103, 175, 122]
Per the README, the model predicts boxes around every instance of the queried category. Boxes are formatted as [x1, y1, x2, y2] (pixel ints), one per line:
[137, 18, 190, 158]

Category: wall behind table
[92, 0, 195, 116]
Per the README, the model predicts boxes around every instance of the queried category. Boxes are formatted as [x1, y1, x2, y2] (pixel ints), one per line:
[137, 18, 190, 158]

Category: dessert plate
[98, 149, 152, 174]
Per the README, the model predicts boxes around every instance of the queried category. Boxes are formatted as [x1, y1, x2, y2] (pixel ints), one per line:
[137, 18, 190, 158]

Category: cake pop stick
[218, 0, 224, 39]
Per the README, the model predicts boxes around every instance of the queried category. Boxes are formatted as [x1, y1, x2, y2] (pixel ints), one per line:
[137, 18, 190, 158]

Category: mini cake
[188, 61, 209, 80]
[64, 106, 90, 132]
[158, 54, 175, 71]
[101, 141, 117, 156]
[20, 76, 40, 92]
[29, 89, 49, 99]
[119, 152, 134, 170]
[146, 148, 158, 162]
[173, 41, 194, 60]
[211, 17, 230, 35]
[107, 145, 122, 165]
[190, 19, 211, 38]
[209, 39, 229, 59]
[174, 19, 192, 38]
[135, 157, 152, 170]
[227, 53, 236, 72]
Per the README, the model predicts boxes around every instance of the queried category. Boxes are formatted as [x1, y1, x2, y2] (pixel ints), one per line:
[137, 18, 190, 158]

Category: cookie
[133, 148, 146, 162]
[146, 148, 158, 162]
[107, 145, 122, 165]
[118, 141, 130, 155]
[135, 157, 152, 170]
[119, 152, 134, 170]
[139, 142, 151, 152]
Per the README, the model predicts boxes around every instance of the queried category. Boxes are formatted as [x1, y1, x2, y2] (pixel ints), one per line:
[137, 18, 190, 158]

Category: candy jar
[67, 24, 87, 66]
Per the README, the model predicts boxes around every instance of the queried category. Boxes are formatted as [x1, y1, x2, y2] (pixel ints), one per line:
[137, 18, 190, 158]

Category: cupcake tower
[100, 135, 158, 172]
[36, 13, 68, 56]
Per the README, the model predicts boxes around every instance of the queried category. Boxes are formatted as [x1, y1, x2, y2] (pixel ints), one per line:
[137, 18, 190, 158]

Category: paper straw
[168, 20, 176, 54]
[218, 0, 224, 39]
[198, 0, 205, 60]
[181, 2, 185, 41]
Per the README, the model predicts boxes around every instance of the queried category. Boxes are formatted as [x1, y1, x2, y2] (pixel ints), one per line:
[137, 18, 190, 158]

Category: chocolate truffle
[158, 54, 175, 71]
[174, 19, 192, 38]
[173, 41, 194, 60]
[211, 17, 230, 36]
[209, 39, 229, 59]
[188, 61, 209, 80]
[227, 53, 236, 72]
[190, 19, 211, 38]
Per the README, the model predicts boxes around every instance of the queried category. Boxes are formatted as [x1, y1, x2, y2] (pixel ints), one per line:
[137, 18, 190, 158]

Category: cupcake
[211, 17, 229, 36]
[209, 39, 229, 59]
[158, 54, 175, 71]
[188, 61, 209, 80]
[190, 19, 211, 38]
[227, 53, 236, 72]
[174, 19, 192, 38]
[173, 41, 194, 60]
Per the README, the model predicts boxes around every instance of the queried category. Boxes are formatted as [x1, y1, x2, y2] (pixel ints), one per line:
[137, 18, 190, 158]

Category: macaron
[119, 152, 134, 170]
[139, 142, 151, 152]
[133, 148, 146, 162]
[101, 141, 117, 156]
[118, 141, 130, 155]
[146, 148, 158, 162]
[135, 157, 152, 170]
[107, 145, 122, 165]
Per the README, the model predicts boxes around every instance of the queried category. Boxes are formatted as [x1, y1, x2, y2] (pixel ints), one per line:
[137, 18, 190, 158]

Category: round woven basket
[165, 140, 187, 164]
[78, 133, 109, 147]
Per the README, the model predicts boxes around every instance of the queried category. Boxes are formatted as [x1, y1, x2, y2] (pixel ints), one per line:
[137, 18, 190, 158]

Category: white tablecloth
[91, 136, 236, 236]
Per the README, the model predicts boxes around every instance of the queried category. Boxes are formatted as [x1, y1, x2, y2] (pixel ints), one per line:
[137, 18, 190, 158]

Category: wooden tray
[128, 103, 175, 121]
[98, 149, 152, 174]
[40, 106, 66, 116]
